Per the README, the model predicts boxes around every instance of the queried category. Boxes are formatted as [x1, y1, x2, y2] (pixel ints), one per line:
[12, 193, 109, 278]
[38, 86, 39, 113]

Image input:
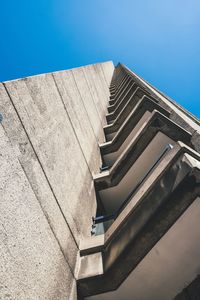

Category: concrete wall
[0, 61, 114, 300]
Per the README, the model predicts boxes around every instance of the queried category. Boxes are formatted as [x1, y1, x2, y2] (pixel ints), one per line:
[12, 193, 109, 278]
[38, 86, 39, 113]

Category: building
[0, 62, 200, 300]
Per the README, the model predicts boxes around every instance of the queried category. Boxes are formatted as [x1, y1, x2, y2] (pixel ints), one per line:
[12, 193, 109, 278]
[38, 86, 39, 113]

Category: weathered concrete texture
[125, 64, 200, 134]
[83, 65, 108, 124]
[99, 61, 114, 87]
[0, 61, 114, 300]
[4, 74, 96, 243]
[0, 125, 74, 300]
[0, 83, 78, 272]
[93, 64, 110, 104]
[53, 70, 101, 173]
[71, 68, 105, 143]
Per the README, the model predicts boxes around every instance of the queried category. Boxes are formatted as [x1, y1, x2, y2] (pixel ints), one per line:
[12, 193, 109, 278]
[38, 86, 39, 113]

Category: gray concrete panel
[71, 67, 105, 143]
[4, 75, 96, 241]
[0, 83, 79, 272]
[83, 65, 107, 125]
[91, 65, 108, 108]
[0, 63, 112, 300]
[0, 125, 75, 300]
[94, 64, 110, 104]
[100, 61, 114, 87]
[53, 70, 101, 173]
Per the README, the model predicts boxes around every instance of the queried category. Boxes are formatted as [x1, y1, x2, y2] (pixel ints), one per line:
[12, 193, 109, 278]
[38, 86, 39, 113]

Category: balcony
[100, 96, 170, 166]
[78, 142, 200, 297]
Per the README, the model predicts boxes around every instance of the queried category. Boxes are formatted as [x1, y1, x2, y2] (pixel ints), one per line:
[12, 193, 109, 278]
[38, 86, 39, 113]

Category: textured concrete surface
[77, 64, 200, 299]
[53, 70, 101, 173]
[4, 74, 94, 242]
[0, 82, 78, 272]
[3, 60, 200, 300]
[71, 67, 105, 143]
[0, 61, 114, 300]
[123, 64, 200, 134]
[97, 62, 113, 88]
[83, 65, 107, 125]
[0, 125, 74, 300]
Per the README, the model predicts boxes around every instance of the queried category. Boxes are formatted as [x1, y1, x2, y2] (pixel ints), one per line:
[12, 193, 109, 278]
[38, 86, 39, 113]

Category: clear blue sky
[0, 0, 200, 117]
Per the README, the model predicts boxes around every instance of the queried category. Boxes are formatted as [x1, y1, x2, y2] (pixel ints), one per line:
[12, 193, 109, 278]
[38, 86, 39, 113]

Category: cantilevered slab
[104, 87, 151, 137]
[106, 81, 135, 122]
[108, 76, 133, 105]
[78, 143, 200, 297]
[107, 83, 138, 121]
[101, 95, 171, 161]
[109, 75, 129, 103]
[109, 74, 128, 98]
[95, 110, 192, 191]
[121, 63, 200, 133]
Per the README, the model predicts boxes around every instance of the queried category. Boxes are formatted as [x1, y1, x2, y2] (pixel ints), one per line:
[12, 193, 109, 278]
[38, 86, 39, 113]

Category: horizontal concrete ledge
[100, 96, 171, 157]
[107, 102, 115, 112]
[109, 99, 116, 106]
[109, 75, 122, 92]
[120, 63, 200, 131]
[78, 145, 200, 296]
[106, 81, 135, 121]
[110, 90, 115, 97]
[110, 75, 131, 95]
[107, 83, 137, 121]
[83, 141, 200, 251]
[81, 142, 200, 255]
[107, 77, 133, 111]
[94, 110, 192, 191]
[109, 91, 115, 96]
[109, 75, 129, 103]
[103, 87, 154, 136]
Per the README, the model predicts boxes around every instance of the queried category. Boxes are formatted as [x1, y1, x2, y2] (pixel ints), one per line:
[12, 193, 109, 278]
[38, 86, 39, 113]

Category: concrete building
[0, 62, 200, 300]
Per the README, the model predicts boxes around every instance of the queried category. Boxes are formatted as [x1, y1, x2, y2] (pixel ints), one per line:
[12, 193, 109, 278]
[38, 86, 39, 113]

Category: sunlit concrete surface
[1, 61, 200, 300]
[0, 61, 114, 300]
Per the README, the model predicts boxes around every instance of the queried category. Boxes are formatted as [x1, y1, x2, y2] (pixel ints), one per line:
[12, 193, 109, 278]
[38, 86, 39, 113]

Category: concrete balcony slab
[107, 83, 137, 119]
[108, 76, 131, 107]
[103, 87, 150, 138]
[110, 74, 128, 94]
[106, 81, 135, 122]
[96, 111, 192, 191]
[100, 96, 171, 166]
[78, 143, 200, 297]
[109, 76, 132, 106]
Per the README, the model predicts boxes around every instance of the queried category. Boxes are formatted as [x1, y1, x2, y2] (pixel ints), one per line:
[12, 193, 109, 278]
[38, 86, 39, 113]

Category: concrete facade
[1, 61, 200, 300]
[0, 61, 114, 300]
[77, 64, 200, 300]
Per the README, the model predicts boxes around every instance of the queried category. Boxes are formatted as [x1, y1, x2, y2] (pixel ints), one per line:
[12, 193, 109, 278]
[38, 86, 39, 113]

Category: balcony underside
[78, 145, 200, 297]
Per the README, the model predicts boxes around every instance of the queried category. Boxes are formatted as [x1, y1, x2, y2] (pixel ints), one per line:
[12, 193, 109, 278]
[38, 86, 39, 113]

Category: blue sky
[0, 0, 200, 117]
